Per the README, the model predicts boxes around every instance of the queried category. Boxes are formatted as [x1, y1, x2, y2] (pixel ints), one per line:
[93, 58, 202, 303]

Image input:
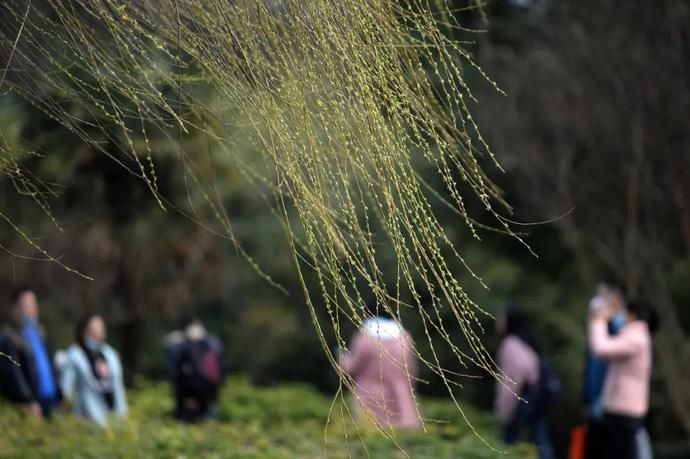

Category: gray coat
[60, 344, 127, 427]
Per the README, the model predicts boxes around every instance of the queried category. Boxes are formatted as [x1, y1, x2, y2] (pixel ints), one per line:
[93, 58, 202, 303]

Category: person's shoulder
[501, 335, 537, 358]
[625, 321, 652, 343]
[164, 330, 185, 348]
[501, 335, 525, 350]
[101, 342, 114, 352]
[207, 334, 222, 349]
[621, 320, 645, 333]
[0, 324, 20, 340]
[352, 330, 375, 347]
[64, 344, 88, 366]
[0, 326, 12, 342]
[102, 343, 121, 359]
[613, 321, 650, 353]
[401, 329, 414, 343]
[0, 328, 16, 354]
[65, 344, 84, 357]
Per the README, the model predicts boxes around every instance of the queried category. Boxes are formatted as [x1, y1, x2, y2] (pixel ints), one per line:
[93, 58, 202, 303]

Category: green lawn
[0, 378, 536, 458]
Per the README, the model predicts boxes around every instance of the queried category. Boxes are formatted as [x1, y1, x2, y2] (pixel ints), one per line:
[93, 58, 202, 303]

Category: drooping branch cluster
[0, 0, 516, 429]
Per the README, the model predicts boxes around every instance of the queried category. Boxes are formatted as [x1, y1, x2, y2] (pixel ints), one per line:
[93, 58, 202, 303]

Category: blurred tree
[473, 0, 690, 436]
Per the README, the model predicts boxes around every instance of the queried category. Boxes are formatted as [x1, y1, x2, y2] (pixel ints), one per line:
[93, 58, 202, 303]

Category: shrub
[0, 378, 535, 458]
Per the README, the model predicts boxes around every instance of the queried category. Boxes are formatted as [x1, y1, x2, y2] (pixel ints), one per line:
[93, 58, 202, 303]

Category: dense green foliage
[0, 378, 534, 458]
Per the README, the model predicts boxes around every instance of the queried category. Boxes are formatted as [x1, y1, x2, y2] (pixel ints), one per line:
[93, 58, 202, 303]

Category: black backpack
[534, 359, 561, 412]
[177, 339, 221, 395]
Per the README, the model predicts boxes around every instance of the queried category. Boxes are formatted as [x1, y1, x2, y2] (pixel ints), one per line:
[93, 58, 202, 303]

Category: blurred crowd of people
[494, 281, 657, 459]
[0, 286, 226, 427]
[0, 283, 658, 459]
[337, 280, 657, 459]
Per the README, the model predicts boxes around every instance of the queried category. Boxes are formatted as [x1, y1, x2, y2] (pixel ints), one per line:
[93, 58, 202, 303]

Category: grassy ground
[0, 378, 536, 458]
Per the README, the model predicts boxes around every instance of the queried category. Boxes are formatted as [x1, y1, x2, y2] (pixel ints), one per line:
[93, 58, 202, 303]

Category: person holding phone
[588, 297, 656, 459]
[582, 281, 627, 457]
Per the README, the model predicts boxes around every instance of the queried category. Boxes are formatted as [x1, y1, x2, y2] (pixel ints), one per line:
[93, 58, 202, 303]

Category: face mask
[85, 337, 102, 352]
[20, 315, 37, 328]
[610, 312, 626, 332]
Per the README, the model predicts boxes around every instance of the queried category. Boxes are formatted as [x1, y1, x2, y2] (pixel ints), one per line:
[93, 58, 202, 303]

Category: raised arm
[589, 319, 639, 360]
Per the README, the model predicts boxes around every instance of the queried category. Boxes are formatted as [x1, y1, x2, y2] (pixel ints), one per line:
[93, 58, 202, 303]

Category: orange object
[568, 425, 588, 459]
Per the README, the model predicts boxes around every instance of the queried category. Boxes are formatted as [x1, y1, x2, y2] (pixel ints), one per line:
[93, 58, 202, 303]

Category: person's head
[366, 301, 393, 320]
[179, 314, 206, 341]
[497, 306, 528, 336]
[10, 286, 39, 324]
[596, 278, 626, 313]
[497, 305, 539, 351]
[75, 314, 107, 351]
[625, 299, 659, 333]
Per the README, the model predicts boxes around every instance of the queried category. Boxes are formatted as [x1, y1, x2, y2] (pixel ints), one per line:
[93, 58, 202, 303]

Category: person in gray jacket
[59, 314, 127, 427]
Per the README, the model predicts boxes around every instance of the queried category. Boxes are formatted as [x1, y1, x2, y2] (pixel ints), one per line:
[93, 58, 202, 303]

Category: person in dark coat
[164, 316, 225, 423]
[0, 286, 60, 418]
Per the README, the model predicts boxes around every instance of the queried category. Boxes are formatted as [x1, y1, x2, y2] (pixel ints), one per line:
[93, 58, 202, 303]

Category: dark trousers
[599, 413, 642, 459]
[39, 397, 56, 419]
[502, 389, 554, 459]
[174, 387, 211, 423]
[585, 417, 606, 459]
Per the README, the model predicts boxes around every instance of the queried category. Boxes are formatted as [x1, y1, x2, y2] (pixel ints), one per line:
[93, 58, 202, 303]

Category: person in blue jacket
[59, 314, 128, 427]
[0, 287, 61, 418]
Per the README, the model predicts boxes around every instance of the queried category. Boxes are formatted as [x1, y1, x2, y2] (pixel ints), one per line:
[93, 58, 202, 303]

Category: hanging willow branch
[0, 0, 520, 433]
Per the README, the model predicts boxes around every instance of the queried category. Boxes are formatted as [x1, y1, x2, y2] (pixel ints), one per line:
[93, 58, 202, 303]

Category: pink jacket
[589, 319, 651, 418]
[341, 322, 421, 430]
[494, 335, 540, 424]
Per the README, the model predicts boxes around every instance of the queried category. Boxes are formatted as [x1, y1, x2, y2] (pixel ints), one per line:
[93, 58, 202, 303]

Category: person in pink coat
[340, 309, 421, 431]
[494, 307, 554, 459]
[589, 298, 656, 459]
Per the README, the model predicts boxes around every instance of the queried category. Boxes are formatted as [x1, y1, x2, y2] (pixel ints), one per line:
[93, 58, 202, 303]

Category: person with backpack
[165, 316, 224, 423]
[495, 306, 556, 459]
[59, 314, 127, 427]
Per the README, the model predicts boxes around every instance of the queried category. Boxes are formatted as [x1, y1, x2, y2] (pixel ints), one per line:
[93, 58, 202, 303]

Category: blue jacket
[0, 325, 61, 404]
